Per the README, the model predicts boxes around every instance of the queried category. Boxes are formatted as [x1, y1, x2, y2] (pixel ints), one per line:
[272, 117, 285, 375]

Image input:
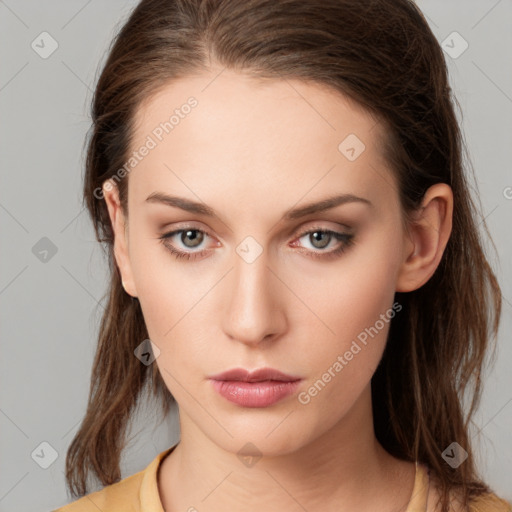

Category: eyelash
[158, 226, 355, 261]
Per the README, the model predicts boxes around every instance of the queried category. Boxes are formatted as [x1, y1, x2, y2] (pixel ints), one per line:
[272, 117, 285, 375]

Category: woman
[54, 0, 511, 511]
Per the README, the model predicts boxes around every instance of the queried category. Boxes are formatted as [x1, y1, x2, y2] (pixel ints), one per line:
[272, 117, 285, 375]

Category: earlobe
[395, 183, 453, 293]
[102, 179, 138, 298]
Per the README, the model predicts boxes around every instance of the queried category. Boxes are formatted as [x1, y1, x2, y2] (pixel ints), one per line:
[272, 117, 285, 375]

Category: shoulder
[51, 469, 145, 511]
[468, 493, 512, 512]
[426, 473, 511, 512]
[51, 446, 175, 512]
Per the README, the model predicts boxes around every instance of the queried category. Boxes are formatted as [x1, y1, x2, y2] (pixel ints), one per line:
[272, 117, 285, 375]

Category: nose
[221, 249, 287, 347]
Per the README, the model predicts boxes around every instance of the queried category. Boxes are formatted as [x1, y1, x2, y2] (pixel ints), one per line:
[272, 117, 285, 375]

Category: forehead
[127, 68, 394, 217]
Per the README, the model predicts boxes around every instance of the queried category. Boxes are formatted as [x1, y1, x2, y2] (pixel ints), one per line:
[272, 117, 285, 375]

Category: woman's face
[106, 68, 414, 456]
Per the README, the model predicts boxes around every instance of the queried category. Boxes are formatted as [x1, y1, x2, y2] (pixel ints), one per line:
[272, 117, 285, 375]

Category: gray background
[0, 1, 511, 510]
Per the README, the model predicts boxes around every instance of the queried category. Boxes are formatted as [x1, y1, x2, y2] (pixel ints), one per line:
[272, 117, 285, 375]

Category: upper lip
[209, 367, 301, 382]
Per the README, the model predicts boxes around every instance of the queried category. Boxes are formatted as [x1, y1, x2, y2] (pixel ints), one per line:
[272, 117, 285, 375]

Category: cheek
[290, 227, 402, 404]
[295, 224, 400, 338]
[129, 238, 225, 393]
[134, 262, 212, 404]
[129, 232, 200, 333]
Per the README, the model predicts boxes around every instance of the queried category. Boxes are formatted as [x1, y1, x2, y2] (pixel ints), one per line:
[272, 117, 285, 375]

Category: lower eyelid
[293, 229, 351, 246]
[160, 228, 217, 255]
[160, 228, 352, 257]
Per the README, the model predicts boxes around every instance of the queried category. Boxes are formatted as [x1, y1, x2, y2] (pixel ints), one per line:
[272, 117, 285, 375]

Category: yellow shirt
[53, 446, 511, 512]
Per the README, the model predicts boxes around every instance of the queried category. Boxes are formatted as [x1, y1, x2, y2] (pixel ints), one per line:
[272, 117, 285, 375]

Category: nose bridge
[222, 240, 283, 345]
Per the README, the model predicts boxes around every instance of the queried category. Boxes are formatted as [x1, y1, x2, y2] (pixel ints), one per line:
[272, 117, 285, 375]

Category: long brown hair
[66, 1, 504, 510]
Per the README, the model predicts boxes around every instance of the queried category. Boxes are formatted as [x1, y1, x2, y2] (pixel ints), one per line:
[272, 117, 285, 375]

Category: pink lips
[209, 367, 302, 408]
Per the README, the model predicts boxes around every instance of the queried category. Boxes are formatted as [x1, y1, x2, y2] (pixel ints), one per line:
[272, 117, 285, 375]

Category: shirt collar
[140, 445, 177, 511]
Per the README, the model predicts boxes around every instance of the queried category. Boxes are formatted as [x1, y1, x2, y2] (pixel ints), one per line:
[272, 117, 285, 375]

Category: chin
[209, 424, 312, 459]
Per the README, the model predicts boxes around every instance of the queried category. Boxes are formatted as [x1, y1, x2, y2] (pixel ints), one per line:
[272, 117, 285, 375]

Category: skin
[103, 66, 453, 512]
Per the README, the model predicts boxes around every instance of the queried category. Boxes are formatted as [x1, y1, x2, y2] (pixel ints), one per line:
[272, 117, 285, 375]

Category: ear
[395, 183, 453, 292]
[102, 179, 138, 298]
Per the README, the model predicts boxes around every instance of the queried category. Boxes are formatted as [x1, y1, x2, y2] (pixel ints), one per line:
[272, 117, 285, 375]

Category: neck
[158, 385, 416, 512]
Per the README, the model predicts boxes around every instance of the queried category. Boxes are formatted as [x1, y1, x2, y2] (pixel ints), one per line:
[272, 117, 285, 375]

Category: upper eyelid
[163, 224, 350, 236]
[162, 225, 351, 249]
[162, 218, 352, 235]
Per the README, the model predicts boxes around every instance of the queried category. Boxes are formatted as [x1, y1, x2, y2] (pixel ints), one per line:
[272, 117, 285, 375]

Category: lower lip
[210, 379, 301, 408]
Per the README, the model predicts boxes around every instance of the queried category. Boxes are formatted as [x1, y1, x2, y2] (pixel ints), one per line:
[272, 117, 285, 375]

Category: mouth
[209, 367, 302, 408]
[209, 367, 302, 383]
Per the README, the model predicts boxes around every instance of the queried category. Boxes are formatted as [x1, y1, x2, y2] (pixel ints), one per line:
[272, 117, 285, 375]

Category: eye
[158, 228, 213, 260]
[158, 225, 355, 261]
[292, 227, 355, 260]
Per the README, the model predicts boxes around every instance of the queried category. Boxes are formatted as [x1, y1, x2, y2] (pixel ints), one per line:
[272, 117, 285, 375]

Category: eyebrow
[145, 191, 373, 221]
